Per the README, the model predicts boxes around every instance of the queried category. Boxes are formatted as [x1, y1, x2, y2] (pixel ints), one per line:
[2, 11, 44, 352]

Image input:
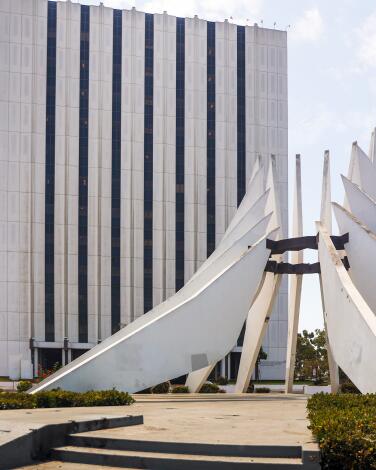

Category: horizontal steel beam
[266, 233, 349, 255]
[265, 256, 350, 275]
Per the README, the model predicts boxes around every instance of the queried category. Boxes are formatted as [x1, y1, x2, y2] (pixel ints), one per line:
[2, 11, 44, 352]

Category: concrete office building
[0, 0, 288, 380]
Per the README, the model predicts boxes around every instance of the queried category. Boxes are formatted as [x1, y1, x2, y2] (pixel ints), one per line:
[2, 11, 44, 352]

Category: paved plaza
[0, 394, 317, 469]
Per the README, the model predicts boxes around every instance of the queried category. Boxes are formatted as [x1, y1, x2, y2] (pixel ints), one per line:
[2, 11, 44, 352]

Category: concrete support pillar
[319, 151, 340, 393]
[285, 155, 303, 393]
[235, 272, 281, 392]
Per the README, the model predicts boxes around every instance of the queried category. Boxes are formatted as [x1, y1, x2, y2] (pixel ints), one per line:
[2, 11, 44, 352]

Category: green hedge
[150, 382, 170, 394]
[199, 383, 223, 393]
[307, 393, 376, 469]
[0, 389, 134, 410]
[17, 380, 33, 392]
[171, 385, 189, 393]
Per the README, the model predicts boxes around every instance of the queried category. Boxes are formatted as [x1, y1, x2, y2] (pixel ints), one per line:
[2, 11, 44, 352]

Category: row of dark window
[42, 10, 249, 335]
[111, 9, 122, 333]
[175, 17, 185, 291]
[207, 21, 216, 257]
[78, 4, 90, 343]
[44, 1, 57, 342]
[143, 14, 154, 313]
[237, 26, 246, 207]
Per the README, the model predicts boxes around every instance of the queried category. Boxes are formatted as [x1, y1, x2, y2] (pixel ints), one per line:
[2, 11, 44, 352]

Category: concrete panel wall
[0, 1, 288, 378]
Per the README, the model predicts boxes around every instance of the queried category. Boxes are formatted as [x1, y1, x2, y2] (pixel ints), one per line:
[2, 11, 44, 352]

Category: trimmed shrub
[151, 381, 170, 394]
[172, 385, 189, 394]
[0, 392, 36, 410]
[199, 383, 220, 393]
[215, 376, 228, 386]
[307, 393, 376, 469]
[340, 381, 360, 394]
[17, 380, 33, 392]
[0, 389, 134, 410]
[255, 387, 270, 393]
[247, 383, 255, 393]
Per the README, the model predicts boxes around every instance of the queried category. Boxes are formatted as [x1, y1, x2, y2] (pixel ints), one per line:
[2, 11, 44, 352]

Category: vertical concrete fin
[235, 272, 281, 393]
[319, 152, 339, 393]
[285, 155, 303, 393]
[320, 150, 332, 232]
[369, 127, 376, 163]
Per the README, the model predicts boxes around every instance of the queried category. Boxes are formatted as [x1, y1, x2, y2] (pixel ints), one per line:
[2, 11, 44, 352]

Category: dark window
[39, 348, 61, 371]
[111, 10, 122, 334]
[237, 26, 246, 206]
[207, 22, 216, 257]
[144, 14, 154, 313]
[44, 1, 57, 342]
[176, 17, 185, 291]
[78, 4, 90, 343]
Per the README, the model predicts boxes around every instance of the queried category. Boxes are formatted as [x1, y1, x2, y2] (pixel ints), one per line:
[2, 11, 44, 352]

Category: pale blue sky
[67, 0, 376, 332]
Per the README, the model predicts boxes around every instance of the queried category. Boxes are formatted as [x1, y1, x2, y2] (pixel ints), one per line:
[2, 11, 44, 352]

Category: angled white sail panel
[347, 142, 376, 201]
[369, 128, 376, 163]
[317, 223, 376, 393]
[333, 203, 376, 314]
[31, 235, 271, 393]
[265, 155, 283, 240]
[225, 165, 267, 235]
[190, 191, 272, 283]
[151, 214, 276, 321]
[341, 175, 376, 233]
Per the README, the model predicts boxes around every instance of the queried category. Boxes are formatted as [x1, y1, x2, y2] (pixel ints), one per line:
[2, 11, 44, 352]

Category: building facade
[0, 0, 288, 380]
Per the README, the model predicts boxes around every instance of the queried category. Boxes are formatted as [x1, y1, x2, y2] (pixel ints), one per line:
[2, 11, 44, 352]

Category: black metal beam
[265, 256, 350, 275]
[266, 233, 349, 255]
[265, 260, 321, 274]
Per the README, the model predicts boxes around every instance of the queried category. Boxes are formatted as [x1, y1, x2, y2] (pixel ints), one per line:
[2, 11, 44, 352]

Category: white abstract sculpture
[31, 131, 376, 395]
[31, 156, 278, 393]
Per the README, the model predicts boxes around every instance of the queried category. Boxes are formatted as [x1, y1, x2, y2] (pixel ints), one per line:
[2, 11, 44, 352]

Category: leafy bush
[17, 380, 33, 392]
[35, 362, 61, 383]
[215, 376, 228, 386]
[199, 383, 220, 393]
[340, 381, 360, 394]
[151, 382, 170, 394]
[247, 383, 255, 393]
[0, 389, 134, 410]
[307, 393, 376, 469]
[0, 392, 36, 410]
[255, 387, 270, 393]
[172, 385, 189, 393]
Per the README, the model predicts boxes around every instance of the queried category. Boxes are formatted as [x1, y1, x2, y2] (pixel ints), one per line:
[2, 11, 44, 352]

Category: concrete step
[51, 445, 304, 469]
[67, 434, 302, 458]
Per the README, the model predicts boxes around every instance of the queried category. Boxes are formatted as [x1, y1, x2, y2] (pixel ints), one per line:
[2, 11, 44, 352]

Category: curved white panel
[31, 235, 271, 393]
[333, 203, 376, 314]
[318, 222, 376, 393]
[149, 213, 276, 322]
[225, 165, 266, 235]
[348, 143, 376, 201]
[341, 175, 376, 233]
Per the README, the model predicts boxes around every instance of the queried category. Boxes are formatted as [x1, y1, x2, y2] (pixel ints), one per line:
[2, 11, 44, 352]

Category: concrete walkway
[1, 394, 316, 469]
[96, 394, 312, 447]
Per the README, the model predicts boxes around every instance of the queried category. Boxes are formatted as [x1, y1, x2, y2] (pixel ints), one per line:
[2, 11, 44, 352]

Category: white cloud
[357, 11, 376, 68]
[291, 8, 323, 42]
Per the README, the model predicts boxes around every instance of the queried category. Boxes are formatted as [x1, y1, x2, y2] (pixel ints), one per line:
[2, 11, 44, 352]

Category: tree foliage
[295, 329, 329, 383]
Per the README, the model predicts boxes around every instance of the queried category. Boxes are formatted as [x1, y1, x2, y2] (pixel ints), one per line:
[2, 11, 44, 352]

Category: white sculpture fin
[317, 222, 376, 393]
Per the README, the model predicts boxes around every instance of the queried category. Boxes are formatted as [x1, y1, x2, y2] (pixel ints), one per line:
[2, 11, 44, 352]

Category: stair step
[68, 434, 302, 458]
[52, 445, 304, 469]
